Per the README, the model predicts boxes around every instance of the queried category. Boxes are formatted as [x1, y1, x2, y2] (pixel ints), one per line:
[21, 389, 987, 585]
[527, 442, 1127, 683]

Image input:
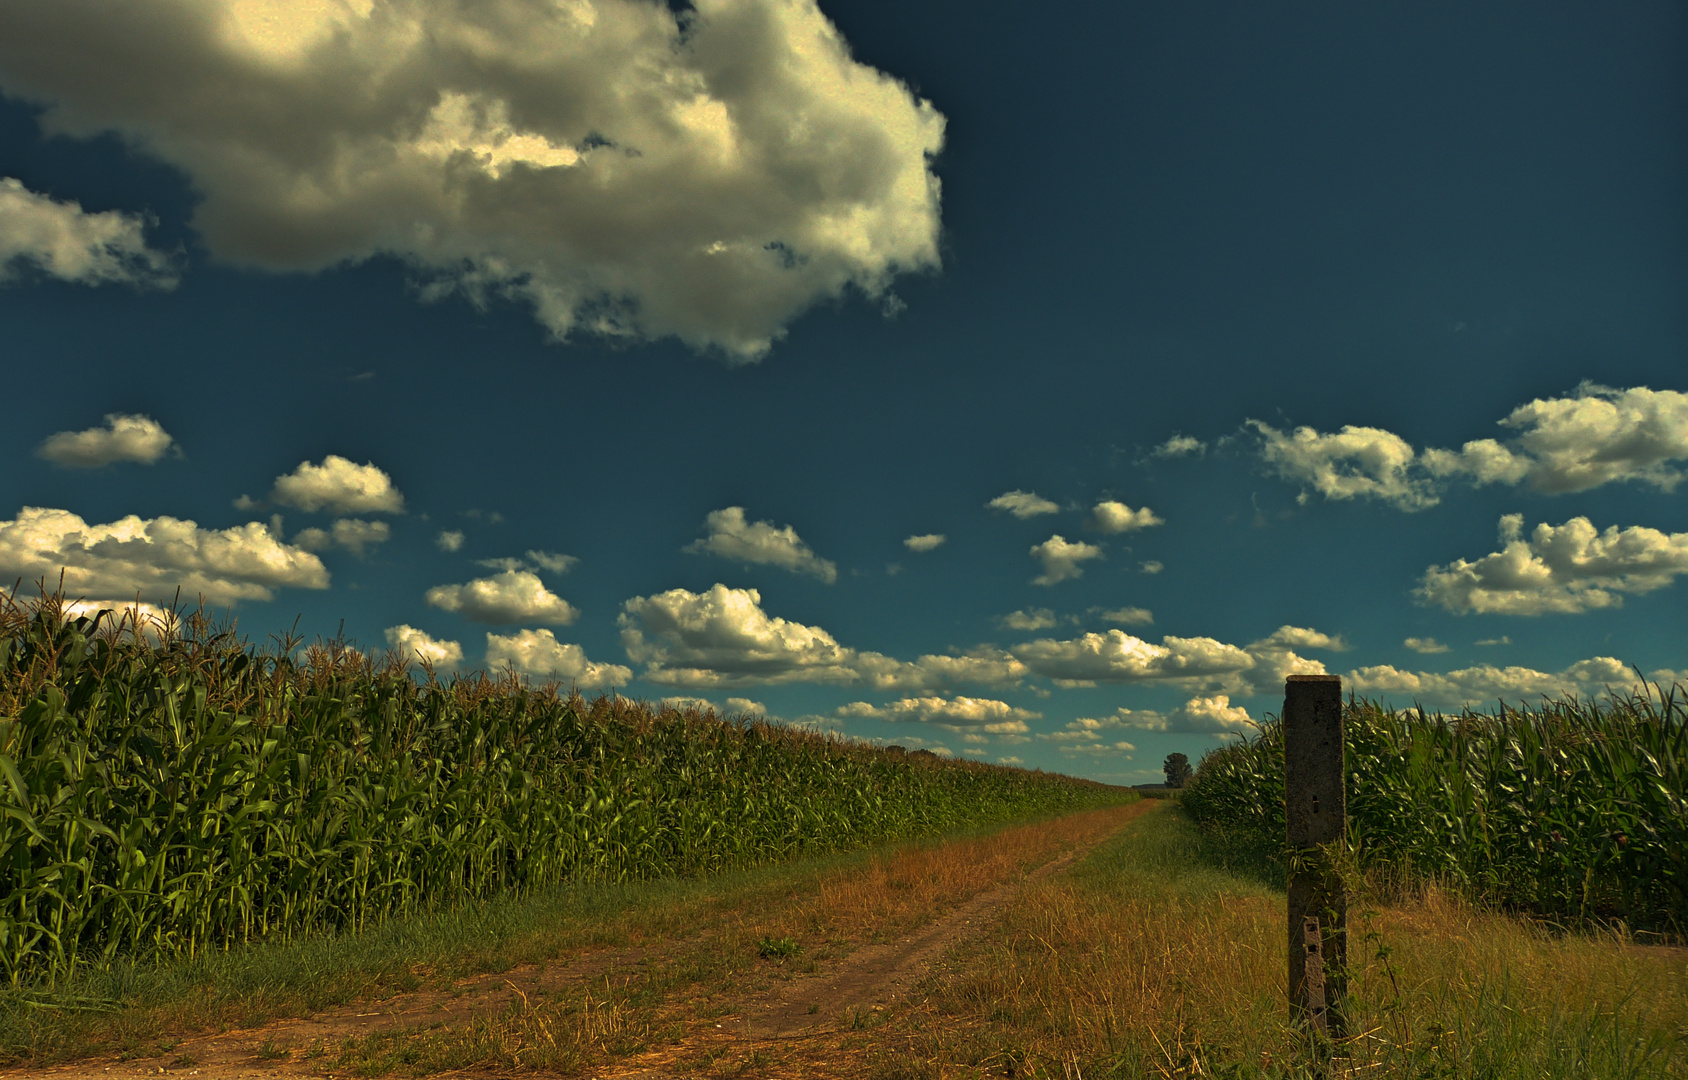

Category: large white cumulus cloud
[485, 628, 631, 687]
[0, 0, 945, 358]
[1253, 384, 1688, 510]
[617, 583, 1026, 689]
[1417, 514, 1688, 615]
[0, 506, 328, 605]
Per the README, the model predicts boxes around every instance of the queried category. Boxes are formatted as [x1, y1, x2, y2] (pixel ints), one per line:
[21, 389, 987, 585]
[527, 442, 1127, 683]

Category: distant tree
[1163, 752, 1192, 788]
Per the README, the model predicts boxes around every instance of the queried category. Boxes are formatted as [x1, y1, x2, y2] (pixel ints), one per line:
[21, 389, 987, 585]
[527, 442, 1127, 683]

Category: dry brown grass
[861, 806, 1688, 1080]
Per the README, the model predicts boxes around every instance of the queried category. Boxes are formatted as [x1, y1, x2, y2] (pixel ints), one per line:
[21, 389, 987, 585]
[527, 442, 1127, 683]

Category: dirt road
[9, 801, 1156, 1080]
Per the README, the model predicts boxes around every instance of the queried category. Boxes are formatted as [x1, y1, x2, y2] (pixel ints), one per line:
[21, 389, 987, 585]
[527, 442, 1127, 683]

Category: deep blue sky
[0, 0, 1682, 781]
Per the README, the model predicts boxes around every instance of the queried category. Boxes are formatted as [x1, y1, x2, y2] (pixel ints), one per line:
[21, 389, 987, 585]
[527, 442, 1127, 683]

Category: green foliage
[1162, 752, 1191, 788]
[0, 597, 1121, 984]
[1181, 690, 1687, 933]
[755, 935, 800, 959]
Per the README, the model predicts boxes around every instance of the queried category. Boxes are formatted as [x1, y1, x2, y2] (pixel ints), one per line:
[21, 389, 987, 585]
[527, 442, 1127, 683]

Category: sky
[0, 0, 1683, 784]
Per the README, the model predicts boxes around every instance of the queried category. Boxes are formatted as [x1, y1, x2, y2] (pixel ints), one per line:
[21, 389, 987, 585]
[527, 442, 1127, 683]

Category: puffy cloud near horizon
[36, 413, 177, 467]
[0, 0, 942, 358]
[685, 507, 836, 582]
[485, 628, 631, 688]
[836, 695, 1039, 733]
[1253, 384, 1688, 510]
[1404, 637, 1450, 655]
[477, 550, 579, 575]
[1091, 695, 1254, 737]
[294, 518, 391, 557]
[1095, 606, 1153, 626]
[425, 569, 578, 624]
[0, 506, 328, 606]
[1345, 655, 1661, 710]
[1014, 629, 1253, 687]
[383, 624, 463, 668]
[268, 456, 404, 515]
[903, 533, 946, 552]
[1090, 500, 1163, 534]
[1029, 535, 1102, 585]
[988, 490, 1059, 518]
[60, 597, 180, 640]
[0, 177, 176, 288]
[1416, 515, 1688, 615]
[618, 583, 1027, 690]
[1013, 624, 1332, 697]
[1250, 625, 1349, 652]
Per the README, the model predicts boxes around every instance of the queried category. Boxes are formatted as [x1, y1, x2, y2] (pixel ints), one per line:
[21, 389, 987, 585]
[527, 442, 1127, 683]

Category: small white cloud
[1039, 713, 1142, 751]
[270, 455, 404, 515]
[525, 550, 578, 574]
[998, 608, 1058, 632]
[436, 530, 465, 552]
[1152, 434, 1206, 459]
[485, 628, 630, 688]
[36, 413, 177, 467]
[0, 177, 176, 288]
[1095, 606, 1153, 626]
[1404, 637, 1450, 655]
[988, 490, 1060, 519]
[0, 506, 327, 606]
[1250, 626, 1349, 653]
[1475, 636, 1511, 647]
[1139, 560, 1164, 575]
[903, 533, 946, 552]
[1416, 515, 1688, 615]
[1029, 534, 1103, 585]
[836, 695, 1039, 733]
[426, 570, 578, 624]
[1072, 696, 1252, 737]
[1090, 500, 1164, 534]
[726, 697, 766, 715]
[685, 506, 836, 583]
[384, 624, 463, 668]
[294, 518, 391, 557]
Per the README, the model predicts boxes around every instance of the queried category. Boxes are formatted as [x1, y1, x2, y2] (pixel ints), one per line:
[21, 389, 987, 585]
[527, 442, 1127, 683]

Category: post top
[1286, 674, 1342, 683]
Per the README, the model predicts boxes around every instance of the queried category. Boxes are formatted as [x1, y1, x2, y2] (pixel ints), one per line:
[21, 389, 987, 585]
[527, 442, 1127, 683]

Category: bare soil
[6, 803, 1153, 1080]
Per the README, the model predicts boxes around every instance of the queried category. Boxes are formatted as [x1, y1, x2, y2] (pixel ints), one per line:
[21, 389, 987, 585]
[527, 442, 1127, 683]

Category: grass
[879, 803, 1688, 1079]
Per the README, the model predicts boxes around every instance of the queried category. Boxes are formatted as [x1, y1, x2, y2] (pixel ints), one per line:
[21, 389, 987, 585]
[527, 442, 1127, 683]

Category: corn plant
[0, 595, 1126, 984]
[1182, 685, 1686, 933]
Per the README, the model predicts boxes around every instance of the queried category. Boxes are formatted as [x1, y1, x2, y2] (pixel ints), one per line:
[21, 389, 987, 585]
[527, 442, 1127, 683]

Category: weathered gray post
[1284, 674, 1345, 1036]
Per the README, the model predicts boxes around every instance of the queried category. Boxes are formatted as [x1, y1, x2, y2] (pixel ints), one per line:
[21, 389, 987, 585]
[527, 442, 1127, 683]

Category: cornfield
[0, 596, 1124, 984]
[1182, 689, 1687, 933]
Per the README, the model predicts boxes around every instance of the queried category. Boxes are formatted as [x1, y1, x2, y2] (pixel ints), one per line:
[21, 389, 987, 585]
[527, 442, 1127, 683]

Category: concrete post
[1284, 674, 1345, 1035]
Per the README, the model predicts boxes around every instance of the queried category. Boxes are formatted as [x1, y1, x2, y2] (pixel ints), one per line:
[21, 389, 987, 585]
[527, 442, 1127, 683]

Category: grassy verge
[875, 804, 1687, 1079]
[0, 805, 1137, 1068]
